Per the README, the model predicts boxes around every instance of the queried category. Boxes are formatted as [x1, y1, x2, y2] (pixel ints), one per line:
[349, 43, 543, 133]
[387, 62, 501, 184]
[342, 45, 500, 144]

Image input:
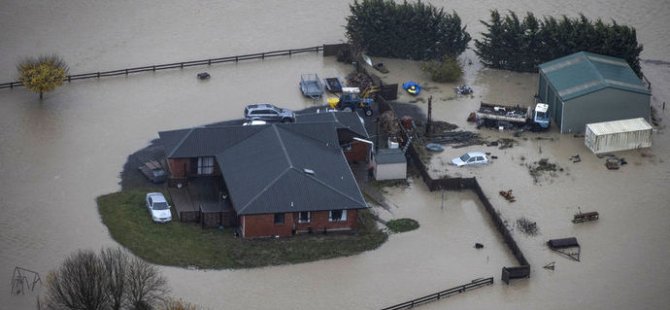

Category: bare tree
[126, 256, 169, 310]
[41, 247, 171, 310]
[43, 249, 109, 310]
[100, 248, 130, 310]
[163, 299, 199, 310]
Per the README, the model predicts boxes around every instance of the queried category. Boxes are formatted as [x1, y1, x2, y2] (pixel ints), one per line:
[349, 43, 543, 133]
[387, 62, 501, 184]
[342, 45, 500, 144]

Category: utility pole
[425, 96, 433, 137]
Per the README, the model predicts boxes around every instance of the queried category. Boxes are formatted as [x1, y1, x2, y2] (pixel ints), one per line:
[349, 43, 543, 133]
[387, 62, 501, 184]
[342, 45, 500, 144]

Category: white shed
[374, 148, 407, 181]
[585, 117, 652, 154]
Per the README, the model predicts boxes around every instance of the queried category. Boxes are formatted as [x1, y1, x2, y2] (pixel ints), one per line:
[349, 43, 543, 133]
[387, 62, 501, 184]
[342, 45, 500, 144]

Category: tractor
[327, 87, 378, 117]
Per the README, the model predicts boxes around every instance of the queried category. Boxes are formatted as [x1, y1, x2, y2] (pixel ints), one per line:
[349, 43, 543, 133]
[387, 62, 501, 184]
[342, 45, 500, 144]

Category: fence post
[125, 69, 128, 75]
[152, 66, 156, 72]
[208, 59, 211, 66]
[235, 56, 238, 62]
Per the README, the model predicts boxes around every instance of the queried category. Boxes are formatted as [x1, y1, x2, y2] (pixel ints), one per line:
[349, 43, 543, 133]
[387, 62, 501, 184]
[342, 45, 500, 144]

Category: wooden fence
[380, 277, 494, 310]
[0, 45, 327, 90]
[377, 98, 531, 284]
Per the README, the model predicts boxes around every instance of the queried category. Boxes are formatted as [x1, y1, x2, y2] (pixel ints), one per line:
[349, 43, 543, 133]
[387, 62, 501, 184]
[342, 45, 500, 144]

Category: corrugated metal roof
[586, 117, 652, 136]
[376, 148, 406, 164]
[538, 52, 650, 101]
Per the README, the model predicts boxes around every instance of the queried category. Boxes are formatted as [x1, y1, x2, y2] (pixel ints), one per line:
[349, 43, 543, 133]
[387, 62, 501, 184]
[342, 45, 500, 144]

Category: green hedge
[474, 10, 643, 75]
[346, 0, 471, 60]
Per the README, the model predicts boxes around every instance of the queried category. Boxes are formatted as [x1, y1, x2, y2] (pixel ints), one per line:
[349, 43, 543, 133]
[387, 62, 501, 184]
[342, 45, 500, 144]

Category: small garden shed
[537, 52, 651, 133]
[374, 148, 407, 181]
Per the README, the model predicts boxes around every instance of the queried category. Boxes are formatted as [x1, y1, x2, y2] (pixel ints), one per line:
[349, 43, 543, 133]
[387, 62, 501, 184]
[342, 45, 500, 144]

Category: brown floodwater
[1, 1, 669, 309]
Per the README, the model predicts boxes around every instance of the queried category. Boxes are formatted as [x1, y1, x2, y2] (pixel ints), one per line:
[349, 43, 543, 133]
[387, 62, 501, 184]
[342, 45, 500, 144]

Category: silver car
[145, 192, 172, 223]
[451, 151, 489, 167]
[244, 104, 295, 123]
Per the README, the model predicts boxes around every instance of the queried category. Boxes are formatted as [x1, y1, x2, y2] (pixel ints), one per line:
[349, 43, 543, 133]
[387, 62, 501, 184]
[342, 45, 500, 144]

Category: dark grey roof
[297, 111, 369, 138]
[217, 124, 366, 215]
[376, 148, 407, 164]
[159, 126, 266, 158]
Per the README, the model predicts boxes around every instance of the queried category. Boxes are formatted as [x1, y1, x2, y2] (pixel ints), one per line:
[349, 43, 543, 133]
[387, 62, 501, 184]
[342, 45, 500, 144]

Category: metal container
[584, 118, 652, 154]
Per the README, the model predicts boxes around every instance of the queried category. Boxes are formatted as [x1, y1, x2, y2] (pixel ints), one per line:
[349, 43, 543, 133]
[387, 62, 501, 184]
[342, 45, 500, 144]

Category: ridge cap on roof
[273, 125, 294, 168]
[235, 167, 292, 215]
[167, 127, 196, 158]
[288, 166, 366, 206]
[277, 123, 340, 148]
[236, 168, 366, 215]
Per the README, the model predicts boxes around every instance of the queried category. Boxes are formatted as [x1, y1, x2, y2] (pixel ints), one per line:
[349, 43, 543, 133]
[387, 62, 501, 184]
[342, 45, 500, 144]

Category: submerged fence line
[0, 45, 327, 90]
[375, 97, 531, 284]
[380, 277, 494, 310]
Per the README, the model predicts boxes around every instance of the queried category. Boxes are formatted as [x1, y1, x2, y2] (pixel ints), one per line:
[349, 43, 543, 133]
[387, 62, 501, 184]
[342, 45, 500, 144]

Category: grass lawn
[385, 218, 420, 233]
[97, 190, 388, 269]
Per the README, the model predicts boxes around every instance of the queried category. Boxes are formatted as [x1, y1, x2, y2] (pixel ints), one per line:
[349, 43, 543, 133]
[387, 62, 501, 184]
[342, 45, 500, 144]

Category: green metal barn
[537, 52, 651, 133]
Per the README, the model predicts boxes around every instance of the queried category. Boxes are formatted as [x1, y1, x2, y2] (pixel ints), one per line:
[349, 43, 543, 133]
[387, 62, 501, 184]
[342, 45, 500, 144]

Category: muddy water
[1, 1, 670, 309]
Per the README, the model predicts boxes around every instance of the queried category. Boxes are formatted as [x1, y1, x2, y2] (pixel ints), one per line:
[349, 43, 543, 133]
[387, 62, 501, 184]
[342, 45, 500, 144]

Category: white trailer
[584, 118, 652, 154]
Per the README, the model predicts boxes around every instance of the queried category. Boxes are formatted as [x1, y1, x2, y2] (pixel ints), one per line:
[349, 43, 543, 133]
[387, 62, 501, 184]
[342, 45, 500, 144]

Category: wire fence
[0, 45, 325, 90]
[380, 277, 494, 310]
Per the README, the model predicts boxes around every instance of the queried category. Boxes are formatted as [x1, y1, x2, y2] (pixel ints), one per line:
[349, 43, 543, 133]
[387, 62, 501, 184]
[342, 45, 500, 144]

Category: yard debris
[547, 237, 581, 261]
[527, 158, 562, 183]
[346, 72, 374, 91]
[455, 84, 473, 95]
[430, 130, 484, 148]
[467, 112, 477, 122]
[380, 110, 401, 136]
[474, 243, 484, 249]
[599, 154, 628, 169]
[569, 154, 581, 163]
[497, 138, 517, 149]
[499, 189, 516, 202]
[573, 210, 599, 223]
[604, 156, 627, 170]
[543, 262, 556, 270]
[516, 217, 538, 236]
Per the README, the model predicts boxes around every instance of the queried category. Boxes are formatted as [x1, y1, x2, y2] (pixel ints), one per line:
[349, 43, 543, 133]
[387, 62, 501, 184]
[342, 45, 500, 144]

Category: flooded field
[1, 1, 669, 309]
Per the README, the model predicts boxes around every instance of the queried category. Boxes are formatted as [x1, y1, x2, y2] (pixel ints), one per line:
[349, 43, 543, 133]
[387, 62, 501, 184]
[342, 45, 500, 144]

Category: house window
[197, 157, 215, 175]
[329, 210, 347, 222]
[274, 213, 285, 224]
[298, 211, 310, 223]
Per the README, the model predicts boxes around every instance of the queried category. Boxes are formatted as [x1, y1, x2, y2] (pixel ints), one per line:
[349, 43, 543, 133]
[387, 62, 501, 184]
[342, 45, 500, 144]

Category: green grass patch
[386, 218, 420, 233]
[98, 190, 387, 269]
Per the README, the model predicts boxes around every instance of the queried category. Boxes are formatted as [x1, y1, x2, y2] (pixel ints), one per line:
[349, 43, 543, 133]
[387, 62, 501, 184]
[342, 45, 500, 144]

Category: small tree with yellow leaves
[17, 55, 69, 100]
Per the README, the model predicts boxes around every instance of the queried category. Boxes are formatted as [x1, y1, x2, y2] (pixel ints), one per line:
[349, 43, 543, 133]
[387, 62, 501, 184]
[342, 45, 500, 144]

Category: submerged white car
[451, 151, 489, 167]
[145, 192, 172, 223]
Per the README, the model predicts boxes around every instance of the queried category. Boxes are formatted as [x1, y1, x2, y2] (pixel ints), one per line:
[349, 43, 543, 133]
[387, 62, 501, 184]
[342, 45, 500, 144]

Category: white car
[145, 192, 172, 223]
[451, 151, 489, 167]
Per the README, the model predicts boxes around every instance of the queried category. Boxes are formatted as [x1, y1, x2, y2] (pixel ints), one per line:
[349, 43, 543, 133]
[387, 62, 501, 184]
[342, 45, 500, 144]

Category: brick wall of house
[241, 209, 359, 238]
[241, 213, 294, 238]
[344, 141, 368, 162]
